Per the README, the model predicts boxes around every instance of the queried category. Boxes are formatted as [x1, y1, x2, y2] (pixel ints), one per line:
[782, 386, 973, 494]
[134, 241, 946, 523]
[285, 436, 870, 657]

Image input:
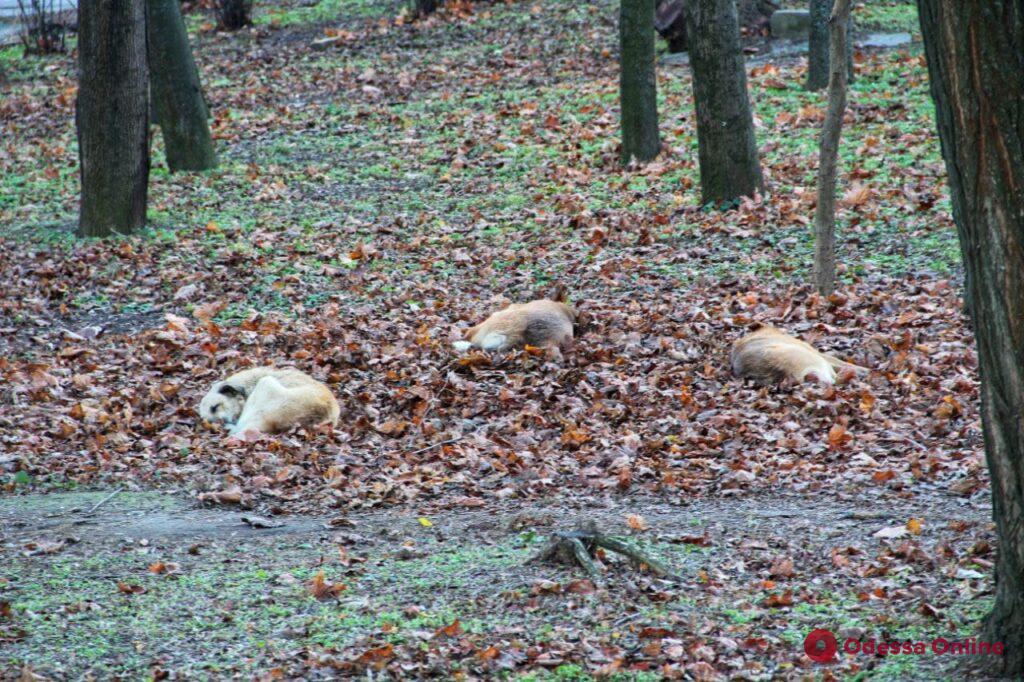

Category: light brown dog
[453, 299, 576, 358]
[199, 367, 340, 435]
[731, 325, 866, 385]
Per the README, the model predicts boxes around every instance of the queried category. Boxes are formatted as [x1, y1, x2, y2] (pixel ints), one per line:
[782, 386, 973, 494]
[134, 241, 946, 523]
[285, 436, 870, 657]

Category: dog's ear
[219, 383, 247, 399]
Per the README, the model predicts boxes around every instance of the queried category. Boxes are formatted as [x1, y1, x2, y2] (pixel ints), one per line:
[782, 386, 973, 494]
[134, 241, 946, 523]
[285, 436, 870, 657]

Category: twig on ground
[84, 488, 123, 515]
[404, 436, 463, 458]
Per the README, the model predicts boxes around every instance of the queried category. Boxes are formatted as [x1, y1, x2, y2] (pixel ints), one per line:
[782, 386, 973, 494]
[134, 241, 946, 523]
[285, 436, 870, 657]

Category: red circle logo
[804, 629, 838, 663]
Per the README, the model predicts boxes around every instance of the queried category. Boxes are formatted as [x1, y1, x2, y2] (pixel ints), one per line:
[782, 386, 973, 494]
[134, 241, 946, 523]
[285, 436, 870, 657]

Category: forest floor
[0, 0, 999, 679]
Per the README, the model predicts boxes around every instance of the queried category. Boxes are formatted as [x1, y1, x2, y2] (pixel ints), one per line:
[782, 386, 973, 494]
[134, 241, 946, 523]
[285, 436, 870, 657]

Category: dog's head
[198, 381, 247, 425]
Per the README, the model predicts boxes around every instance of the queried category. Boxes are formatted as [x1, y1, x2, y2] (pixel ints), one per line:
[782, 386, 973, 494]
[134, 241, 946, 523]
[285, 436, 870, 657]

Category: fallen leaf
[626, 514, 649, 531]
[307, 570, 346, 600]
[117, 582, 146, 595]
[434, 618, 462, 638]
[762, 591, 794, 608]
[198, 486, 244, 505]
[769, 557, 795, 579]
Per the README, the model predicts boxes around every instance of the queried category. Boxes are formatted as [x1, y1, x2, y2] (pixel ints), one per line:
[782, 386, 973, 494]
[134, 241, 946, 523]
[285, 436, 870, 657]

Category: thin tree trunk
[811, 0, 851, 296]
[77, 0, 149, 237]
[685, 0, 764, 204]
[807, 0, 854, 91]
[216, 0, 251, 30]
[917, 1, 1024, 675]
[806, 0, 829, 90]
[148, 0, 216, 172]
[620, 0, 660, 164]
[412, 0, 437, 17]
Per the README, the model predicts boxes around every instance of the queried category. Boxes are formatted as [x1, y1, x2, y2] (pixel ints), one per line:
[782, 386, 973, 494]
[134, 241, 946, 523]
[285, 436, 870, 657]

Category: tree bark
[917, 1, 1024, 675]
[620, 0, 660, 164]
[148, 0, 216, 172]
[734, 0, 778, 30]
[656, 0, 778, 53]
[76, 0, 149, 237]
[685, 0, 764, 204]
[655, 0, 688, 53]
[807, 0, 854, 91]
[811, 0, 851, 295]
[845, 13, 854, 84]
[216, 0, 252, 30]
[412, 0, 437, 17]
[805, 0, 829, 89]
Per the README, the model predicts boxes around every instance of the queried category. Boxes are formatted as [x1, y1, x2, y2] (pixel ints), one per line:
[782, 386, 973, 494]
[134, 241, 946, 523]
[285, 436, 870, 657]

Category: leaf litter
[0, 0, 994, 678]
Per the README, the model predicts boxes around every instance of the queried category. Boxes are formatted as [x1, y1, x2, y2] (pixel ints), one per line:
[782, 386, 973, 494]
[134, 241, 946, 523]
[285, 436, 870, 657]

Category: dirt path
[0, 487, 991, 552]
[1, 489, 993, 678]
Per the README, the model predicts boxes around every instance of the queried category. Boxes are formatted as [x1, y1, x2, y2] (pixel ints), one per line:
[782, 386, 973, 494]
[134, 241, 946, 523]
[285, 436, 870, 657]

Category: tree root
[527, 520, 683, 584]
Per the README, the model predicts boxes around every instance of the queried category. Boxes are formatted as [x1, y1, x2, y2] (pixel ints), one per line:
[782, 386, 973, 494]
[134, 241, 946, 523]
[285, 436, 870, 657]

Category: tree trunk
[147, 0, 216, 172]
[412, 0, 437, 17]
[916, 1, 1024, 675]
[845, 13, 854, 84]
[805, 0, 829, 89]
[811, 0, 851, 295]
[685, 0, 764, 204]
[656, 0, 778, 53]
[655, 0, 688, 53]
[216, 0, 252, 30]
[735, 0, 778, 30]
[76, 0, 149, 237]
[807, 0, 854, 91]
[620, 0, 660, 164]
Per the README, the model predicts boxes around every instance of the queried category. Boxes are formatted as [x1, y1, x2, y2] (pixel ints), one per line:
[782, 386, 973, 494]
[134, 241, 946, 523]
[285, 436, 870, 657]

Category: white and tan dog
[731, 325, 866, 385]
[199, 367, 340, 435]
[453, 299, 576, 358]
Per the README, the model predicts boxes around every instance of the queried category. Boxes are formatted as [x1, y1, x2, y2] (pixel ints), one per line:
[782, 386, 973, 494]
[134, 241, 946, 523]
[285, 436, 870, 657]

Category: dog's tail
[531, 281, 568, 303]
[548, 282, 567, 303]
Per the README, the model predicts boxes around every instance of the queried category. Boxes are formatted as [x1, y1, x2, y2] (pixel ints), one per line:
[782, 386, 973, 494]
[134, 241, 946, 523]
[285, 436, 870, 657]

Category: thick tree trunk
[811, 0, 851, 295]
[620, 0, 660, 164]
[685, 0, 764, 204]
[76, 0, 149, 237]
[807, 0, 854, 91]
[917, 1, 1024, 675]
[147, 0, 216, 172]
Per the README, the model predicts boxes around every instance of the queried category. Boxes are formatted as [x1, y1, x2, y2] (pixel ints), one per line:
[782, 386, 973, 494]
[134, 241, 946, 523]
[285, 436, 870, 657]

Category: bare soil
[0, 488, 993, 679]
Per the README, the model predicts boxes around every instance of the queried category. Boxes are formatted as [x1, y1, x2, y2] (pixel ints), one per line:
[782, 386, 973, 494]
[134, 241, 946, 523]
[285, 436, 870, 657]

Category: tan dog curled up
[199, 367, 340, 435]
[453, 299, 576, 359]
[731, 325, 867, 385]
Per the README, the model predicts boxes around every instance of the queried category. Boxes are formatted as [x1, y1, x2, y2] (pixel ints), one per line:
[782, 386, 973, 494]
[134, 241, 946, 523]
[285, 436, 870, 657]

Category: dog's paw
[224, 428, 264, 444]
[452, 340, 473, 352]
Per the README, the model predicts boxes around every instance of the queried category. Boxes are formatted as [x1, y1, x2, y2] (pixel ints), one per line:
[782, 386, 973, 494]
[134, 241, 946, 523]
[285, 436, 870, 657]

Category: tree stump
[527, 521, 682, 586]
